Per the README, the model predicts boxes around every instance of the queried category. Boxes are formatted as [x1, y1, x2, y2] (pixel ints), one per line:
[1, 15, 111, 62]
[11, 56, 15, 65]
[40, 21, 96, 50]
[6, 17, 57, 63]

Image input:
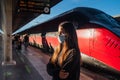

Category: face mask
[58, 34, 65, 43]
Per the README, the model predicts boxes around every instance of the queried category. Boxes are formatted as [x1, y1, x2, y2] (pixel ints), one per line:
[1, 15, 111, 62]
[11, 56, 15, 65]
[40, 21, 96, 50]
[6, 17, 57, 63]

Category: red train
[21, 7, 120, 74]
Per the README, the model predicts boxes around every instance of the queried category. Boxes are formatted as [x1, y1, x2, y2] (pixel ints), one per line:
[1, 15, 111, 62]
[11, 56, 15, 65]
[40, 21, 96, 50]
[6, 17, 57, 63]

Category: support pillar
[1, 0, 16, 65]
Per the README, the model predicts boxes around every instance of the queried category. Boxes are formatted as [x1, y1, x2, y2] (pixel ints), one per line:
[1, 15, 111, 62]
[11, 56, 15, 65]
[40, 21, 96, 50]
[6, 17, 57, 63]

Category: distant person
[17, 37, 22, 50]
[42, 36, 49, 52]
[13, 34, 22, 50]
[24, 34, 29, 49]
[47, 21, 81, 80]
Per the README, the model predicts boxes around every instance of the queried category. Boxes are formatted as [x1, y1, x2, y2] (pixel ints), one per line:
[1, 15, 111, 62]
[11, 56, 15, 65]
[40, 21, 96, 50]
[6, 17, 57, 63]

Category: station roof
[12, 0, 62, 32]
[0, 0, 61, 33]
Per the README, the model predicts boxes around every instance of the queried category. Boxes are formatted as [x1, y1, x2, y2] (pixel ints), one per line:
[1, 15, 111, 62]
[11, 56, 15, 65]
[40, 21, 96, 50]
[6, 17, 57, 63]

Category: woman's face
[57, 26, 66, 43]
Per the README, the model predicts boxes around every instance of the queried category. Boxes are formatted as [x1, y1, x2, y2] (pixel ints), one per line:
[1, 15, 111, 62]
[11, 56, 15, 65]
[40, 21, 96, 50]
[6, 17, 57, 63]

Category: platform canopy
[0, 0, 62, 33]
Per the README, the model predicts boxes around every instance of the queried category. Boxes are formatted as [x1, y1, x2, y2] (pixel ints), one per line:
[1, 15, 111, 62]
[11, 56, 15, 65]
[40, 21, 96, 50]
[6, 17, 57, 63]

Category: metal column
[1, 0, 16, 65]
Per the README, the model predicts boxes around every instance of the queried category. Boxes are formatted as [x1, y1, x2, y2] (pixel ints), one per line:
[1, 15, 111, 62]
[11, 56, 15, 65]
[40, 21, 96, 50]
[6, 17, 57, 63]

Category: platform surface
[20, 45, 109, 80]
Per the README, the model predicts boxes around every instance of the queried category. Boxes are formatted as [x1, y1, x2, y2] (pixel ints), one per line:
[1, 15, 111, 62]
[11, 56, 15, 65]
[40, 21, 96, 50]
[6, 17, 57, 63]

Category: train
[20, 7, 120, 75]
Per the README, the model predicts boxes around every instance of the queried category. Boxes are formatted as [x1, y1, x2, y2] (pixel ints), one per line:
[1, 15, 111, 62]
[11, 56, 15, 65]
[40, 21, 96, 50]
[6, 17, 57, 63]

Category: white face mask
[58, 34, 65, 43]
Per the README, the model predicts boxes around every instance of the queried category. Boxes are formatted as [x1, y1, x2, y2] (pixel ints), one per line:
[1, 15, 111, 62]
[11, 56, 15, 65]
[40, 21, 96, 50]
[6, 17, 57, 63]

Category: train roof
[20, 7, 120, 37]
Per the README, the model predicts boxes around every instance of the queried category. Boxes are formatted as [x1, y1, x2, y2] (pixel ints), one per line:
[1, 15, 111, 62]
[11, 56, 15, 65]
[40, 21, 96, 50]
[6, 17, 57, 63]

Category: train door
[77, 28, 92, 56]
[91, 28, 106, 59]
[76, 28, 94, 65]
[89, 29, 94, 56]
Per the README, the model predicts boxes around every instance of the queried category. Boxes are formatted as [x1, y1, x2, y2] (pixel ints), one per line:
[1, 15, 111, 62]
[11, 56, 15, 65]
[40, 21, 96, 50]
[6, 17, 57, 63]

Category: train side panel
[91, 28, 120, 71]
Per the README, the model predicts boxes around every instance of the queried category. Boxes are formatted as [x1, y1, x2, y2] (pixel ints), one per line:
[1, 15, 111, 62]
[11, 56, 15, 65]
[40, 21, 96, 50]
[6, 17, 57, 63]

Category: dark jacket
[47, 49, 80, 80]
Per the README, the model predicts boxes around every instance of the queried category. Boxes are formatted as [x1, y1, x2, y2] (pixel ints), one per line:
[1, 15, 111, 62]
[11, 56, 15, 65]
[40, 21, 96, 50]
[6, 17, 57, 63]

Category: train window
[72, 20, 87, 29]
[94, 13, 120, 28]
[73, 21, 79, 29]
[46, 32, 57, 37]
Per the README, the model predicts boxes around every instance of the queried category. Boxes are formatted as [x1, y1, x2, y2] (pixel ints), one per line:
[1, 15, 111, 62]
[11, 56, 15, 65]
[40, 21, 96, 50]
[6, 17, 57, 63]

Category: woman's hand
[59, 69, 69, 79]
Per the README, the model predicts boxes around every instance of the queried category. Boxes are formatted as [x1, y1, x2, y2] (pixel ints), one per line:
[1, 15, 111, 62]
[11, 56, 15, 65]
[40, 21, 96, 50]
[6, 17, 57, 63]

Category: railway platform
[18, 45, 109, 80]
[0, 43, 114, 80]
[0, 46, 43, 80]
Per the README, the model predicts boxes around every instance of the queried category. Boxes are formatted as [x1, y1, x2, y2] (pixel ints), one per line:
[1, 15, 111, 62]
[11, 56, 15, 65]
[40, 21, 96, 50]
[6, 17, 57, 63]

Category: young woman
[47, 21, 81, 80]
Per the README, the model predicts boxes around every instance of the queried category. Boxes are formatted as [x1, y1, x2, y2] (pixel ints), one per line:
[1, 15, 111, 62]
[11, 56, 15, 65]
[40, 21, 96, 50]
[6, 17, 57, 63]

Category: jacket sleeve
[46, 59, 60, 76]
[62, 49, 80, 73]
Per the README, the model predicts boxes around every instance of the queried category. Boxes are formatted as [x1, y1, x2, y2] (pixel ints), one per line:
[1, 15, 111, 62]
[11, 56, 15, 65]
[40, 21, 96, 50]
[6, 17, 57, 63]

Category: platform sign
[18, 0, 50, 14]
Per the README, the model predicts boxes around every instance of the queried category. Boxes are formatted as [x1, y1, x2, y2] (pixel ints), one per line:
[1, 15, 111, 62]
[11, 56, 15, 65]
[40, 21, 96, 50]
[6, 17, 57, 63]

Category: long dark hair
[51, 21, 80, 66]
[60, 21, 79, 50]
